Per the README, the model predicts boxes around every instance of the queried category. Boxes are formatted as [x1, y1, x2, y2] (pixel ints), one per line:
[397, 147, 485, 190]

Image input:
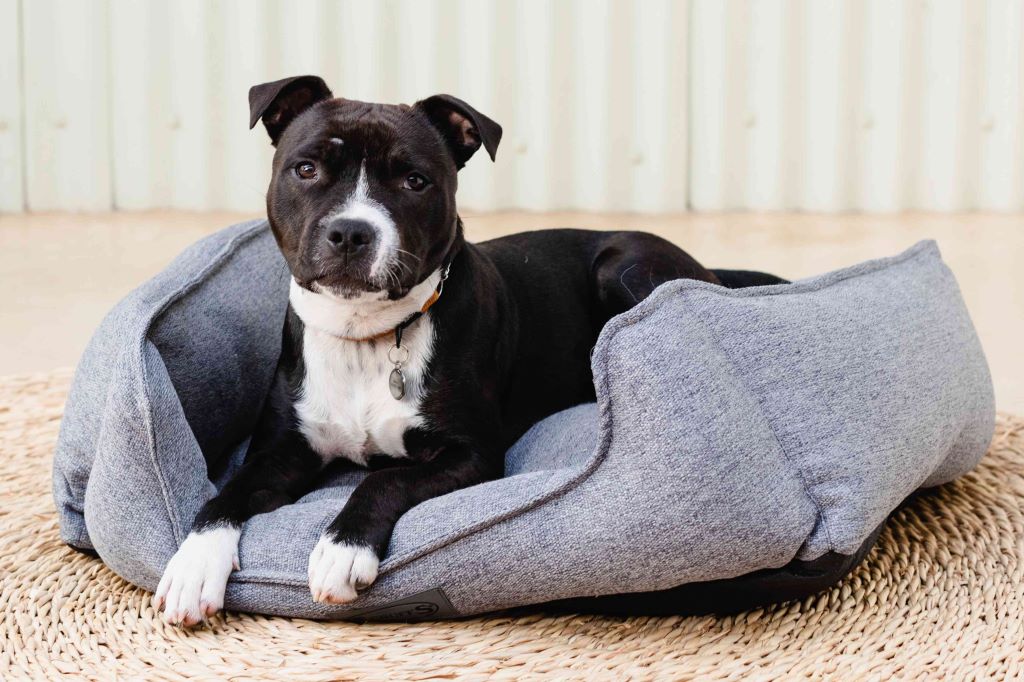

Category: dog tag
[389, 366, 406, 400]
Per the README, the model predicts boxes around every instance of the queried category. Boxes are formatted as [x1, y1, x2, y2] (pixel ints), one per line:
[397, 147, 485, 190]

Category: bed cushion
[52, 221, 994, 619]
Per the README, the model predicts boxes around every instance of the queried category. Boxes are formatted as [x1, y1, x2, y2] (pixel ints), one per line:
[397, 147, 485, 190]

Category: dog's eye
[294, 162, 317, 180]
[404, 172, 429, 191]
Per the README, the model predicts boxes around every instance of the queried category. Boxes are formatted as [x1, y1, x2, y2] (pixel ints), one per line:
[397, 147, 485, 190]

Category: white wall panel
[916, 0, 968, 210]
[601, 0, 637, 212]
[513, 0, 553, 211]
[632, 0, 688, 213]
[338, 1, 387, 102]
[745, 0, 788, 209]
[4, 0, 1024, 214]
[0, 0, 25, 212]
[688, 0, 728, 211]
[859, 0, 906, 212]
[802, 0, 845, 210]
[572, 0, 612, 212]
[109, 0, 166, 209]
[450, 0, 497, 211]
[978, 0, 1024, 210]
[688, 0, 1024, 212]
[216, 1, 275, 212]
[22, 0, 112, 210]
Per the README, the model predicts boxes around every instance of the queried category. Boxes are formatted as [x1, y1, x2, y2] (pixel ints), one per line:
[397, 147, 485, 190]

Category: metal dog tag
[387, 344, 411, 401]
[389, 366, 406, 400]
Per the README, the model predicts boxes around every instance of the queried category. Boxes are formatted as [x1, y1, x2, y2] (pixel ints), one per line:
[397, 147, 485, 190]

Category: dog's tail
[710, 269, 789, 289]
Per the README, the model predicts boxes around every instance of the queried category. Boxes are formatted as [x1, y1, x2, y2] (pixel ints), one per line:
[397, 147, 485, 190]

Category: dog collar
[385, 259, 451, 400]
[336, 259, 451, 345]
[392, 259, 451, 349]
[337, 259, 452, 401]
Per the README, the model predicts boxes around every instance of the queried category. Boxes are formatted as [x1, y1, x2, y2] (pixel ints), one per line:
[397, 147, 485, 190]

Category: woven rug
[1, 370, 1021, 680]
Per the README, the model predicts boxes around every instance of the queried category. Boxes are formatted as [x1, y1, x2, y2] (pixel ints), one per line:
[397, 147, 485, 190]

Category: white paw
[153, 526, 240, 626]
[308, 537, 379, 604]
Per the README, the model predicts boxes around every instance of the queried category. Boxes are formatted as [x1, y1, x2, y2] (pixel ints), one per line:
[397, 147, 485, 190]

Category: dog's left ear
[249, 75, 333, 146]
[415, 94, 502, 169]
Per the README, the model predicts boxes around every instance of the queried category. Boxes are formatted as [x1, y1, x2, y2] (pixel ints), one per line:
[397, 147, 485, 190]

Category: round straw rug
[1, 370, 1022, 680]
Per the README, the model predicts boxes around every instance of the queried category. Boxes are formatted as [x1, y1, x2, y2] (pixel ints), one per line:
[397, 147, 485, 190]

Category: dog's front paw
[153, 526, 240, 626]
[308, 536, 379, 604]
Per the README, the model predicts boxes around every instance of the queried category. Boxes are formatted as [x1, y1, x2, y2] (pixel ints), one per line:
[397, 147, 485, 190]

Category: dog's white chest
[295, 322, 433, 465]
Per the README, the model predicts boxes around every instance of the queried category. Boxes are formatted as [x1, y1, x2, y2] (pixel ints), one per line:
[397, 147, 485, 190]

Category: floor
[1, 210, 1021, 412]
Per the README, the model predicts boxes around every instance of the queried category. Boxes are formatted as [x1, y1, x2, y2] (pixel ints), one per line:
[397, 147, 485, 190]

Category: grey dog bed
[52, 221, 995, 620]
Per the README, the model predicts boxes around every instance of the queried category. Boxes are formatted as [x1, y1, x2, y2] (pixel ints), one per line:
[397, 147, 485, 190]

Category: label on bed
[344, 588, 458, 622]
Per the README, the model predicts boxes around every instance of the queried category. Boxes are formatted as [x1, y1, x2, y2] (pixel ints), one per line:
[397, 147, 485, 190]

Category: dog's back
[466, 228, 719, 443]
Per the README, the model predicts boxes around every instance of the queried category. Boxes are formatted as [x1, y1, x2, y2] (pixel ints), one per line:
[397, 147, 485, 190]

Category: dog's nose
[325, 219, 375, 255]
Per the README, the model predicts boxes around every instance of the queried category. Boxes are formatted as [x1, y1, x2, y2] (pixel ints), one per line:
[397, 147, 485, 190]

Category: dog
[153, 75, 783, 625]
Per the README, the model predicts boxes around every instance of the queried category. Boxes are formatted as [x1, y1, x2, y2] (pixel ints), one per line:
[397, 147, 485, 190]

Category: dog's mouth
[298, 267, 413, 301]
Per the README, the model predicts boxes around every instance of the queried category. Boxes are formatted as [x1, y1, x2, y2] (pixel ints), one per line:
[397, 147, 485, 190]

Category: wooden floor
[1, 210, 1021, 412]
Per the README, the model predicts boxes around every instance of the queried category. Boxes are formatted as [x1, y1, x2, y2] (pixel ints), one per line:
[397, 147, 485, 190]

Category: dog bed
[52, 220, 995, 620]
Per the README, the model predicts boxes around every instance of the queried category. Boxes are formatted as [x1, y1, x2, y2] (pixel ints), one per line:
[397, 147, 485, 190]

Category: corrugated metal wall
[691, 0, 1024, 211]
[0, 0, 1021, 214]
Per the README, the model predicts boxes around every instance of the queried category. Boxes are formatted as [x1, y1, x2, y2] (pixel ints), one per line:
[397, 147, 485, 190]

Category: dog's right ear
[248, 75, 332, 146]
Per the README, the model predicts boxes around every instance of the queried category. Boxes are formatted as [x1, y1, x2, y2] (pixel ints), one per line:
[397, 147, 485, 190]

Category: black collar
[393, 258, 452, 349]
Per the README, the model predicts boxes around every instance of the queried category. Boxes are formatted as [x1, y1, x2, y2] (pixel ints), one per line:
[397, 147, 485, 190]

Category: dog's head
[249, 75, 501, 299]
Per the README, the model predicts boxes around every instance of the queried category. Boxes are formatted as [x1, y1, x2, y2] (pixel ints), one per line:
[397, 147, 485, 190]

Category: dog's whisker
[395, 249, 422, 262]
[619, 263, 641, 304]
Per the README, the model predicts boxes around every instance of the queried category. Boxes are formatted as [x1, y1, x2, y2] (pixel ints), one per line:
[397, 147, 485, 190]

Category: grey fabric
[53, 223, 995, 619]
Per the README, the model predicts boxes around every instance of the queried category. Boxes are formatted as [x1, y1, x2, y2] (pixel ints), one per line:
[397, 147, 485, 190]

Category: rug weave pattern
[1, 370, 1021, 680]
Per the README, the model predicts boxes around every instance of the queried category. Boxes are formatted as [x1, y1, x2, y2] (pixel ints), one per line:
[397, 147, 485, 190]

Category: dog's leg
[154, 430, 322, 626]
[308, 445, 499, 604]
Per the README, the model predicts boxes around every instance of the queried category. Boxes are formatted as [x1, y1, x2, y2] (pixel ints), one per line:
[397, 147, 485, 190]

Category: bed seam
[136, 221, 269, 546]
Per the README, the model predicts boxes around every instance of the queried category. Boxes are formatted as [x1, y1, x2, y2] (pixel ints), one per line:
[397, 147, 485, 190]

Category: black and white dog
[153, 75, 782, 625]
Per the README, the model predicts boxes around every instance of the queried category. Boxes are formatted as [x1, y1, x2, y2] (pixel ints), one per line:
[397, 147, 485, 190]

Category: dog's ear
[414, 94, 502, 169]
[248, 75, 332, 145]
